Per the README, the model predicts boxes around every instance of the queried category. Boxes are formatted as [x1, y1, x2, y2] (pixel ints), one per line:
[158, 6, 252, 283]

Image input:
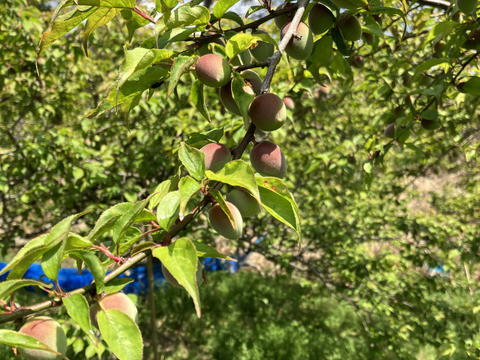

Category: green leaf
[38, 5, 97, 55]
[121, 9, 150, 42]
[148, 175, 180, 210]
[104, 278, 134, 294]
[152, 238, 201, 317]
[210, 189, 235, 227]
[178, 176, 202, 220]
[178, 142, 206, 181]
[41, 241, 66, 282]
[0, 330, 58, 354]
[0, 280, 51, 301]
[3, 211, 87, 280]
[190, 80, 211, 122]
[117, 227, 143, 256]
[117, 48, 174, 102]
[88, 66, 170, 118]
[0, 234, 47, 278]
[164, 5, 210, 31]
[213, 0, 241, 18]
[256, 177, 301, 240]
[225, 33, 264, 60]
[77, 0, 136, 6]
[459, 77, 480, 96]
[69, 250, 106, 294]
[222, 11, 244, 26]
[363, 161, 373, 174]
[413, 58, 449, 77]
[192, 241, 236, 261]
[167, 56, 197, 98]
[113, 195, 152, 245]
[156, 0, 179, 18]
[426, 20, 456, 43]
[205, 160, 260, 203]
[83, 8, 119, 55]
[62, 293, 98, 345]
[66, 233, 92, 250]
[97, 309, 143, 360]
[88, 203, 134, 241]
[231, 72, 254, 123]
[156, 191, 181, 231]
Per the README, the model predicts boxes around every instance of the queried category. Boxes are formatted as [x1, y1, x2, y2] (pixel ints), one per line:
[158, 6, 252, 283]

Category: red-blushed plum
[18, 316, 67, 360]
[200, 143, 232, 172]
[250, 141, 287, 178]
[249, 93, 287, 131]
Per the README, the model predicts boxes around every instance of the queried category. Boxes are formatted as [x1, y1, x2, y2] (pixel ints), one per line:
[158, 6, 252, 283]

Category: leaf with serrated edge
[178, 176, 202, 220]
[148, 175, 179, 210]
[104, 278, 134, 294]
[38, 5, 96, 55]
[88, 203, 133, 241]
[113, 195, 153, 245]
[0, 330, 58, 354]
[156, 191, 180, 231]
[167, 56, 197, 98]
[69, 250, 106, 294]
[213, 0, 241, 18]
[152, 238, 201, 317]
[205, 160, 260, 202]
[191, 80, 210, 122]
[178, 142, 206, 181]
[62, 294, 98, 345]
[0, 280, 51, 301]
[0, 234, 47, 277]
[97, 310, 143, 360]
[193, 241, 236, 261]
[83, 8, 119, 55]
[165, 5, 210, 30]
[256, 177, 301, 240]
[210, 189, 235, 227]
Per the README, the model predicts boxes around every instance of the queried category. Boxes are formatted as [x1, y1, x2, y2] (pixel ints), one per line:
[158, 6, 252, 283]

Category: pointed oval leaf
[256, 177, 301, 240]
[205, 160, 260, 202]
[156, 191, 181, 231]
[190, 80, 211, 122]
[178, 142, 206, 180]
[62, 293, 98, 345]
[167, 55, 197, 98]
[152, 238, 201, 317]
[178, 176, 202, 220]
[97, 309, 143, 360]
[69, 250, 106, 294]
[148, 175, 180, 210]
[192, 241, 236, 261]
[0, 330, 58, 354]
[0, 280, 52, 301]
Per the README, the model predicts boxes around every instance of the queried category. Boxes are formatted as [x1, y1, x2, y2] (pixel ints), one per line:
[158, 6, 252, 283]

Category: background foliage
[1, 0, 480, 358]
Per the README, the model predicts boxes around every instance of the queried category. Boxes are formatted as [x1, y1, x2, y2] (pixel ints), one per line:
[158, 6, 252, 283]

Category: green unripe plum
[457, 0, 478, 14]
[308, 4, 335, 35]
[220, 70, 262, 116]
[208, 201, 243, 240]
[162, 261, 204, 288]
[195, 54, 231, 88]
[230, 50, 252, 66]
[283, 96, 295, 110]
[281, 21, 314, 60]
[90, 292, 138, 328]
[249, 93, 287, 131]
[200, 143, 232, 172]
[250, 30, 275, 61]
[226, 188, 260, 218]
[250, 141, 287, 178]
[384, 123, 395, 138]
[274, 2, 295, 29]
[18, 317, 67, 360]
[338, 14, 362, 41]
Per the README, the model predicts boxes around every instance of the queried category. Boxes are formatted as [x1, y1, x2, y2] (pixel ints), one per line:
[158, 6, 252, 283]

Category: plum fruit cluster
[194, 2, 365, 241]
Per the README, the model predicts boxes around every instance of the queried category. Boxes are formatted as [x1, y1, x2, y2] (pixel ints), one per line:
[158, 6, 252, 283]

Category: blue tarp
[0, 257, 235, 295]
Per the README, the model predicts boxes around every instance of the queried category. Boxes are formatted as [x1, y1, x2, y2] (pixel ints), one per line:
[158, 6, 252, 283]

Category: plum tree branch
[261, 0, 310, 93]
